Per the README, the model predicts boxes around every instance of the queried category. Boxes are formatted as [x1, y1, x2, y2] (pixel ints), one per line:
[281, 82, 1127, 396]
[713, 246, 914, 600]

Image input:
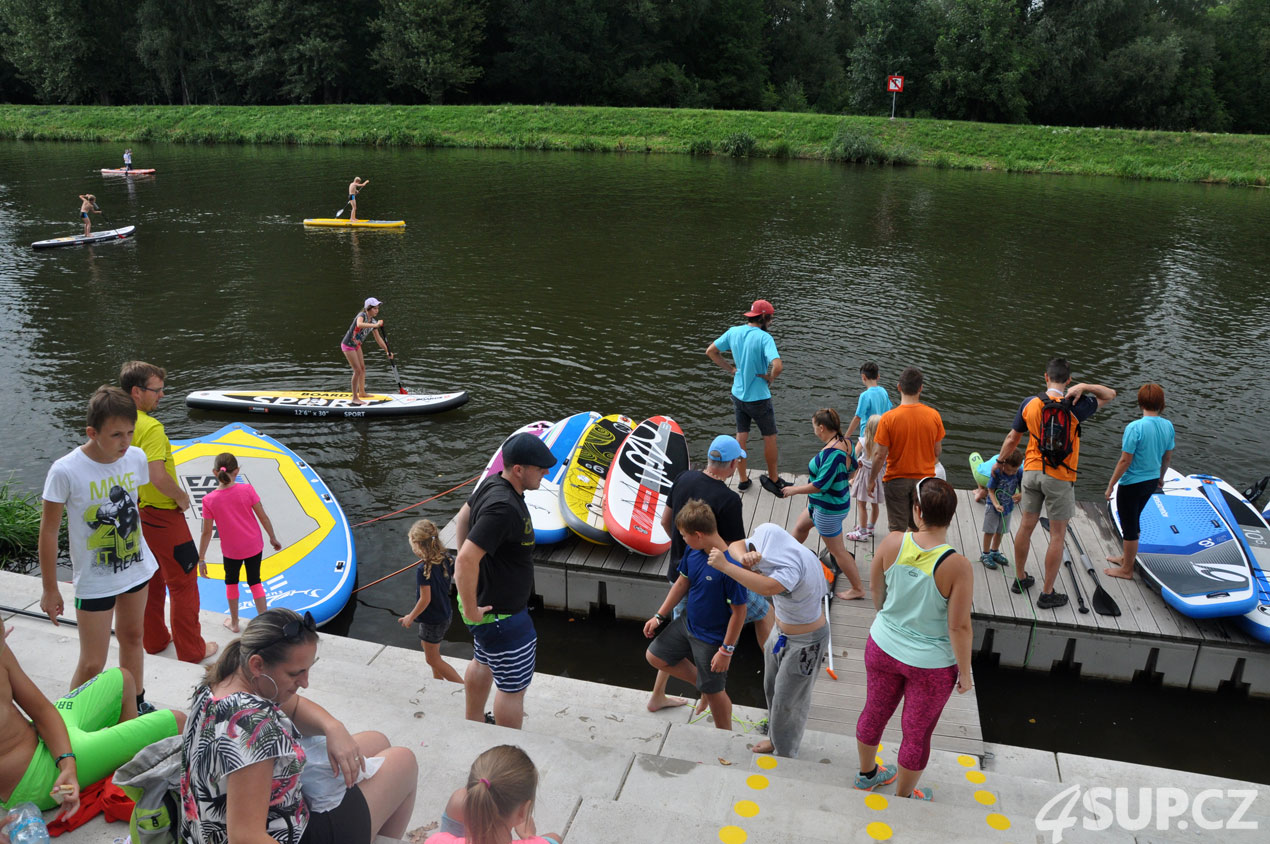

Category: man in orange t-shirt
[998, 358, 1116, 610]
[867, 367, 945, 533]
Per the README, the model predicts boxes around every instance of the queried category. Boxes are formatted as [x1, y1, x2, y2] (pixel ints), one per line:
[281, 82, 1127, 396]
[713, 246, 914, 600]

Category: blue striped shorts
[809, 504, 849, 538]
[468, 608, 537, 693]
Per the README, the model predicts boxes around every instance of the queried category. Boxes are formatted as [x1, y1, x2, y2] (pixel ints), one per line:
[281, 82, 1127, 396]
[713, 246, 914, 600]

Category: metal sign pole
[891, 90, 897, 120]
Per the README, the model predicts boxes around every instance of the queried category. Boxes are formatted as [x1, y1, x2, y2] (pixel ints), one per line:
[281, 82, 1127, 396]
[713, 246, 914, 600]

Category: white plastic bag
[297, 736, 385, 813]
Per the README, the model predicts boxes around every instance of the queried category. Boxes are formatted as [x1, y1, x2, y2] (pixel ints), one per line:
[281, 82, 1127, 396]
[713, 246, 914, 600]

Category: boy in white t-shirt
[39, 386, 159, 708]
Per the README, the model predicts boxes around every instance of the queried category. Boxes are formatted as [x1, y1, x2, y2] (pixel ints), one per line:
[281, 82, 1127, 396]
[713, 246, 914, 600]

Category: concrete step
[617, 752, 1044, 844]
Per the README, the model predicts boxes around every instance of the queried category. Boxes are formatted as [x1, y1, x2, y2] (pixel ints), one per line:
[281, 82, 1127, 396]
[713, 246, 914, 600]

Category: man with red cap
[707, 299, 785, 495]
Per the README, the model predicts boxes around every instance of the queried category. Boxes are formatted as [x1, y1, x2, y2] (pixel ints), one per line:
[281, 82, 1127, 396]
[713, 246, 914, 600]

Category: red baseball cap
[744, 299, 775, 317]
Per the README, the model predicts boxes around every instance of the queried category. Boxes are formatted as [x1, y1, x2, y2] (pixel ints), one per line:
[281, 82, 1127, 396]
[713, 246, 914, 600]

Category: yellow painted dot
[864, 793, 888, 810]
[957, 754, 977, 768]
[985, 813, 1011, 830]
[756, 756, 778, 770]
[746, 774, 769, 790]
[718, 825, 747, 844]
[877, 743, 884, 751]
[965, 770, 987, 784]
[974, 790, 998, 806]
[865, 821, 893, 841]
[733, 800, 760, 818]
[875, 755, 885, 766]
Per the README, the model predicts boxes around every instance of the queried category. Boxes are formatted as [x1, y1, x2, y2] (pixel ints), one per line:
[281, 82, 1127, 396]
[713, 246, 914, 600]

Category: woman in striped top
[780, 408, 865, 600]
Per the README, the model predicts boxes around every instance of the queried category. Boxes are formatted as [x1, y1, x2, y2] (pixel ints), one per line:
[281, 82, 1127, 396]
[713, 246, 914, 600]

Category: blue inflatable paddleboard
[172, 424, 355, 627]
[1193, 475, 1270, 643]
[524, 412, 600, 544]
[1109, 468, 1257, 619]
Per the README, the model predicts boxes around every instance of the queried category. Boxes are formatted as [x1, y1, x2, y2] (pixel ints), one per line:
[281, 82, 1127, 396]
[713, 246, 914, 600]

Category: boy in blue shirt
[707, 299, 784, 495]
[846, 361, 893, 438]
[644, 500, 749, 730]
[980, 450, 1024, 569]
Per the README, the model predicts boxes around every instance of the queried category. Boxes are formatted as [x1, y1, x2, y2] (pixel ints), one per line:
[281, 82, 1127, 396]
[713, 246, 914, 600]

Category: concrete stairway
[2, 571, 1267, 843]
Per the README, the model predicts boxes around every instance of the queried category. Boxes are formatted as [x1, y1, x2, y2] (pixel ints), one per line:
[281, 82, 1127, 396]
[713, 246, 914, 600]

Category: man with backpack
[998, 358, 1116, 609]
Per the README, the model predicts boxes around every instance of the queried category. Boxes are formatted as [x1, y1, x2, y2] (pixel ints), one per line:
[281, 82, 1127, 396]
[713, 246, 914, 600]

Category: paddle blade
[335, 207, 345, 217]
[1087, 570, 1122, 616]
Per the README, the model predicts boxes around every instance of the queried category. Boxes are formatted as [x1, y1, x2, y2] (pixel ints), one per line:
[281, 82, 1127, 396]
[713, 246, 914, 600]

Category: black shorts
[732, 396, 778, 437]
[75, 578, 148, 612]
[223, 552, 263, 586]
[647, 616, 729, 694]
[1116, 478, 1159, 542]
[300, 784, 370, 844]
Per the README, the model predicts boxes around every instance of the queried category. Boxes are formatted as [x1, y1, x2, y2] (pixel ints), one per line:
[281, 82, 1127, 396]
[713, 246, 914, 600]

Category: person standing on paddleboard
[122, 148, 132, 173]
[340, 297, 393, 406]
[78, 194, 100, 236]
[347, 176, 369, 222]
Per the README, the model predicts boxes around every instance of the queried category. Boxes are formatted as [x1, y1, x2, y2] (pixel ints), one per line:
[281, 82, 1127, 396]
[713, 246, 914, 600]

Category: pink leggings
[855, 636, 958, 771]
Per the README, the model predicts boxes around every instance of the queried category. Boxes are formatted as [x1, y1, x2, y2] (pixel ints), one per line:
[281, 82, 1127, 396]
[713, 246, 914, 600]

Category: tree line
[0, 0, 1265, 133]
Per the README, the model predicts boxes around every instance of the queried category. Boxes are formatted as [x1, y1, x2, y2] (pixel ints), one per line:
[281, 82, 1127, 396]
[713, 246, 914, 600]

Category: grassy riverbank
[1, 105, 1266, 186]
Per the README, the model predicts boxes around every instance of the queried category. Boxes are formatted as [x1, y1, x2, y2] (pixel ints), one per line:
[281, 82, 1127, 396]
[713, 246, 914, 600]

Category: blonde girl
[398, 519, 461, 683]
[427, 745, 561, 844]
[197, 452, 282, 632]
[846, 414, 884, 541]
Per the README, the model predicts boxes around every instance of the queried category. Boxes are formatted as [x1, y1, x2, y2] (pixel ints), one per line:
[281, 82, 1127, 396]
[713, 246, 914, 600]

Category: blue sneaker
[854, 763, 898, 791]
[990, 550, 1009, 568]
[902, 787, 933, 801]
[979, 551, 997, 570]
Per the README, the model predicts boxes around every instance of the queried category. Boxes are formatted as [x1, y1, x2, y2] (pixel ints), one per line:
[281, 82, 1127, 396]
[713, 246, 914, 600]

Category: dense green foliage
[1, 104, 1266, 186]
[0, 1, 1265, 132]
[0, 478, 42, 571]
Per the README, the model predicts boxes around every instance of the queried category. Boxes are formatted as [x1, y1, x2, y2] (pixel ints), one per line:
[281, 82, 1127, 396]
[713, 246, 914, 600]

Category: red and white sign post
[887, 75, 904, 120]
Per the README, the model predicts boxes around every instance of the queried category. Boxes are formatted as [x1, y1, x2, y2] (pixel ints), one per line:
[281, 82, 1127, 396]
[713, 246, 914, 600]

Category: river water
[2, 141, 1268, 776]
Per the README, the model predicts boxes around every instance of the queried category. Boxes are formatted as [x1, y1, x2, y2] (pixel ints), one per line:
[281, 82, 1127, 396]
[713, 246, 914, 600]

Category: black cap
[502, 432, 556, 469]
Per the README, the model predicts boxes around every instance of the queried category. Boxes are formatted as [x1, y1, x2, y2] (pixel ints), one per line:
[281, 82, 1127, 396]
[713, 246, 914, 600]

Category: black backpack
[1037, 394, 1079, 472]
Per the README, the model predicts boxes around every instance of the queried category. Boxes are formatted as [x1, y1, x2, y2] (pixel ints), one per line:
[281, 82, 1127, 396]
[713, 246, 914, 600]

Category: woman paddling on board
[340, 297, 393, 405]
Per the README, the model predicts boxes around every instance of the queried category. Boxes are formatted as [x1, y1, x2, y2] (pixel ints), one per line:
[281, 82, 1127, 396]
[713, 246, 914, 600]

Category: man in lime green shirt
[121, 361, 216, 666]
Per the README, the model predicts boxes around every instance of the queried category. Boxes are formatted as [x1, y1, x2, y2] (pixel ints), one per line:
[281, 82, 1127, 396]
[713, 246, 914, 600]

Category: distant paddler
[346, 176, 370, 222]
[78, 194, 100, 236]
[340, 296, 393, 406]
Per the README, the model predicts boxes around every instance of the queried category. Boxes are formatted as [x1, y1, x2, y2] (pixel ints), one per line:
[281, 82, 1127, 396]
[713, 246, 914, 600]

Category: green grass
[0, 105, 1266, 186]
[0, 478, 42, 572]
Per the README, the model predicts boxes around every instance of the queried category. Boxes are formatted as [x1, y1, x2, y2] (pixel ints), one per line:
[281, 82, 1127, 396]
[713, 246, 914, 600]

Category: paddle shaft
[823, 594, 837, 680]
[1062, 522, 1122, 617]
[1064, 558, 1090, 613]
[1, 604, 80, 627]
[379, 326, 407, 394]
[335, 199, 351, 218]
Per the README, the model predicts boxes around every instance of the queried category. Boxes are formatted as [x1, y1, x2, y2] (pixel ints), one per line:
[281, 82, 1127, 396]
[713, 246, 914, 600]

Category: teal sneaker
[990, 550, 1009, 567]
[902, 787, 933, 801]
[979, 551, 998, 570]
[854, 763, 898, 791]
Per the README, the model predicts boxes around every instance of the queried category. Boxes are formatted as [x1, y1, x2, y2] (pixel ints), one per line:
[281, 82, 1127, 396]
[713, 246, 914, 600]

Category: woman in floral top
[180, 609, 418, 844]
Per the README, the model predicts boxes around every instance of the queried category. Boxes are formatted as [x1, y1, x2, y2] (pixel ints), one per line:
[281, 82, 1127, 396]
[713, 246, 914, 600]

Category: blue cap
[707, 435, 746, 462]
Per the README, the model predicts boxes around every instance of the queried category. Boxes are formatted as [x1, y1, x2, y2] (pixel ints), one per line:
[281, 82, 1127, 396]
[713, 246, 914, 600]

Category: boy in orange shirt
[866, 367, 945, 534]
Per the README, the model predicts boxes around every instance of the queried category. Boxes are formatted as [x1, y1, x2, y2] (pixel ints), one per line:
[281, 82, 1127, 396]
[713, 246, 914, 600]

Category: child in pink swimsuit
[197, 452, 282, 632]
[426, 746, 561, 844]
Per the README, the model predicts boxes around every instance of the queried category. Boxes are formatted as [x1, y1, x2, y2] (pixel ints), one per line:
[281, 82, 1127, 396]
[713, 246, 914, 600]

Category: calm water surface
[2, 142, 1267, 773]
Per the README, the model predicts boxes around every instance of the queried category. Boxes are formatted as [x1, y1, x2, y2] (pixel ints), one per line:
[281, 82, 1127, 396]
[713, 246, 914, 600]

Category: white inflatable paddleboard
[186, 389, 468, 419]
[476, 421, 552, 492]
[1109, 468, 1257, 619]
[602, 416, 688, 556]
[172, 423, 354, 627]
[560, 414, 634, 545]
[32, 226, 136, 249]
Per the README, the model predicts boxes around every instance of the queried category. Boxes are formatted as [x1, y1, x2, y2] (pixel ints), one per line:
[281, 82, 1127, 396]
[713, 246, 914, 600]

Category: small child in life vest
[980, 450, 1024, 569]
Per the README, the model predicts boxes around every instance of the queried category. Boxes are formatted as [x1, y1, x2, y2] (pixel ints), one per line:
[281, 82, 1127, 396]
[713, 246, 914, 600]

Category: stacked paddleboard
[186, 389, 468, 418]
[477, 413, 688, 554]
[172, 423, 354, 627]
[1110, 469, 1270, 640]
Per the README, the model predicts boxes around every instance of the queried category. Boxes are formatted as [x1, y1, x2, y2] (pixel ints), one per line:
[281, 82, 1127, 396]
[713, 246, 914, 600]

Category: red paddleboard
[602, 416, 688, 555]
[101, 168, 156, 176]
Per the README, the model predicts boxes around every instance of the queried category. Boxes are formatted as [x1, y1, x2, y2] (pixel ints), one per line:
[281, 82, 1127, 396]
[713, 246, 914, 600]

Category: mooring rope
[351, 473, 480, 528]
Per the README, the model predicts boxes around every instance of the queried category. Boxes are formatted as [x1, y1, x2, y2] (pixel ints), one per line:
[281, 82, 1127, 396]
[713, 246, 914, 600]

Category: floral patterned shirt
[181, 684, 309, 844]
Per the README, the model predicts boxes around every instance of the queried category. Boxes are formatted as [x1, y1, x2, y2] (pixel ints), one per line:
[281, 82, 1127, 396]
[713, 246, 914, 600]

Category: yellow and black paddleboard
[172, 423, 353, 626]
[559, 414, 634, 544]
[302, 218, 405, 228]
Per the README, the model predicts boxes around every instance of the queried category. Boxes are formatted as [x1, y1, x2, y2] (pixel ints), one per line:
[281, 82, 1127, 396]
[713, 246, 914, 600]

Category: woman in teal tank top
[780, 408, 866, 601]
[853, 477, 973, 801]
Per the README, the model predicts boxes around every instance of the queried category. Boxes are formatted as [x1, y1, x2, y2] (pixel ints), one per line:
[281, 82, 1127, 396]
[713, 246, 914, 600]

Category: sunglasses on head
[914, 476, 937, 509]
[260, 611, 317, 651]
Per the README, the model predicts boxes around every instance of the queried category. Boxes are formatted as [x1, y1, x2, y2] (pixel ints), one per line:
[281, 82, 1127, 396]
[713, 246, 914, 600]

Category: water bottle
[2, 802, 51, 844]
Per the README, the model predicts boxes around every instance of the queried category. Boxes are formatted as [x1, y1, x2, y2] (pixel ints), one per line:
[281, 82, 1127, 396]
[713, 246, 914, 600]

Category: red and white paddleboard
[602, 416, 689, 555]
[101, 168, 156, 176]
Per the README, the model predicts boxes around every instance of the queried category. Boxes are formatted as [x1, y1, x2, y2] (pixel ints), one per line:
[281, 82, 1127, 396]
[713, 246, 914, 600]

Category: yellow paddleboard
[559, 414, 634, 544]
[302, 218, 405, 228]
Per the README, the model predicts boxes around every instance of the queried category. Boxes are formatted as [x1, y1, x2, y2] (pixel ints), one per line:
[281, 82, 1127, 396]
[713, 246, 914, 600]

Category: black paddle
[379, 325, 408, 394]
[1040, 517, 1121, 617]
[1244, 475, 1269, 504]
[1063, 555, 1090, 613]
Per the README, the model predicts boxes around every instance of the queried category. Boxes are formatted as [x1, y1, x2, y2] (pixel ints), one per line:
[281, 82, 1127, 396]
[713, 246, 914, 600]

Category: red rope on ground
[350, 474, 481, 528]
